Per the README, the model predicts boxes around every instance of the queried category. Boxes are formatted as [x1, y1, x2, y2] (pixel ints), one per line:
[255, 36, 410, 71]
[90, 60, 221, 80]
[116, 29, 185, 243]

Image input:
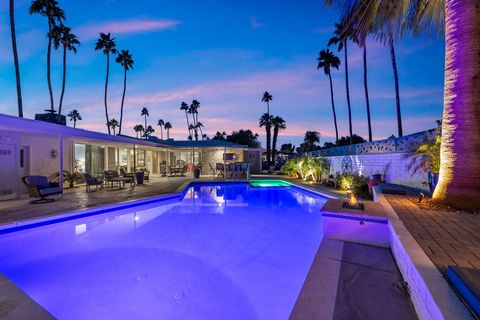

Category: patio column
[59, 134, 64, 191]
[133, 144, 137, 172]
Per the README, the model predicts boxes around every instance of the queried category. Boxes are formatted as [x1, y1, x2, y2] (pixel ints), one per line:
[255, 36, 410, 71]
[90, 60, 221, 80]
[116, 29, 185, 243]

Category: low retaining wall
[325, 152, 428, 190]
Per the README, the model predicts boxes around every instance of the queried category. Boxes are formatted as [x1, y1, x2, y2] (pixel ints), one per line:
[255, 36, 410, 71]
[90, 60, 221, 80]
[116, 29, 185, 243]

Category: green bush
[281, 156, 329, 182]
[337, 172, 370, 198]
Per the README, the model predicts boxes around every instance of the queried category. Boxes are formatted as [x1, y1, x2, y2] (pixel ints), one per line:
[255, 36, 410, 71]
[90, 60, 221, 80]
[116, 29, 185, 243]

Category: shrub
[337, 172, 370, 198]
[281, 156, 329, 182]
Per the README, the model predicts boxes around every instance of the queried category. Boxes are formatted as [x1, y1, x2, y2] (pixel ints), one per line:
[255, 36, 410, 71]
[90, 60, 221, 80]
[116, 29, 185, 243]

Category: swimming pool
[0, 182, 328, 319]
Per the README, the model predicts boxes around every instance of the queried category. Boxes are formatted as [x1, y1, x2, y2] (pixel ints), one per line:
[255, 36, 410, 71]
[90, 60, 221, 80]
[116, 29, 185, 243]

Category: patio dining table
[169, 166, 184, 176]
[106, 177, 134, 190]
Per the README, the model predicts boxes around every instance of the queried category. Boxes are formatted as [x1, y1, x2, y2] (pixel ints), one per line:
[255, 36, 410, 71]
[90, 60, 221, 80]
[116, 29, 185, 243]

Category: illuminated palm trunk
[433, 0, 480, 210]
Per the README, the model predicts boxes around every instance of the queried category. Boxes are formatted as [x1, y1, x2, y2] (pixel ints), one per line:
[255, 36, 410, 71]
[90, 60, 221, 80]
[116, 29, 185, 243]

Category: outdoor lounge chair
[84, 173, 104, 192]
[22, 175, 62, 204]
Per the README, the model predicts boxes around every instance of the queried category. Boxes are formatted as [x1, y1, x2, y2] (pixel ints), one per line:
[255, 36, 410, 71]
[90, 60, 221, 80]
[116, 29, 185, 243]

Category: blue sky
[0, 0, 445, 147]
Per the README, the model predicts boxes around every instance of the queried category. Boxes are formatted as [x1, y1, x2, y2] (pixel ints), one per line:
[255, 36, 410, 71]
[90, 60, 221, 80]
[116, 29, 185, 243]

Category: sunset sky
[0, 0, 445, 147]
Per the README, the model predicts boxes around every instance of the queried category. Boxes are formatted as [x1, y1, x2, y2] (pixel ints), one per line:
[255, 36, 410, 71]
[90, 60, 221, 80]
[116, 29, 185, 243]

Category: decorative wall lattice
[307, 130, 432, 157]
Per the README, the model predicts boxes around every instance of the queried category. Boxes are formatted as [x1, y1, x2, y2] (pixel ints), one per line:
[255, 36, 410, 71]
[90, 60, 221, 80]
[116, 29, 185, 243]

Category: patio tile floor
[385, 192, 480, 275]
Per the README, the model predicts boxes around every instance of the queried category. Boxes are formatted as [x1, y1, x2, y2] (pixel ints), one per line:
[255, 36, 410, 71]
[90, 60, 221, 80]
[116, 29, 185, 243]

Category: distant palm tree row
[258, 91, 287, 166]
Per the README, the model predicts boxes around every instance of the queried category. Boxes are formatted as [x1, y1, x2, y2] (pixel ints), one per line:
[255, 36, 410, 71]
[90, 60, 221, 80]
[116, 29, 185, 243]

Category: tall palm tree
[67, 109, 81, 128]
[141, 107, 149, 129]
[115, 50, 134, 135]
[95, 33, 117, 134]
[164, 122, 172, 139]
[180, 101, 192, 139]
[107, 119, 119, 135]
[157, 119, 165, 139]
[133, 124, 144, 138]
[261, 91, 273, 164]
[29, 0, 64, 113]
[271, 116, 287, 163]
[52, 25, 79, 115]
[189, 100, 200, 141]
[304, 131, 321, 151]
[329, 22, 353, 144]
[261, 91, 273, 114]
[10, 0, 23, 117]
[362, 41, 372, 141]
[326, 0, 480, 209]
[259, 113, 274, 165]
[317, 49, 341, 144]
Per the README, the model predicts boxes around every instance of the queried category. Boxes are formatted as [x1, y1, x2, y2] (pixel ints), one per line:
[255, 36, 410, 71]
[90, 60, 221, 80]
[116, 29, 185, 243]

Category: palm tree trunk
[184, 111, 191, 138]
[104, 53, 111, 134]
[344, 41, 353, 144]
[266, 125, 271, 166]
[363, 45, 372, 141]
[272, 127, 279, 164]
[328, 72, 339, 144]
[47, 18, 55, 112]
[73, 119, 76, 128]
[433, 0, 480, 210]
[119, 68, 127, 135]
[58, 45, 67, 115]
[167, 129, 170, 139]
[389, 36, 403, 137]
[144, 115, 147, 130]
[10, 0, 23, 118]
[160, 127, 163, 139]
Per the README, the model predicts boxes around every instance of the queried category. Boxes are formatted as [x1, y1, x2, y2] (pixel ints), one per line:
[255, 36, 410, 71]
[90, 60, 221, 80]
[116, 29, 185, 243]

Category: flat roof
[0, 113, 257, 150]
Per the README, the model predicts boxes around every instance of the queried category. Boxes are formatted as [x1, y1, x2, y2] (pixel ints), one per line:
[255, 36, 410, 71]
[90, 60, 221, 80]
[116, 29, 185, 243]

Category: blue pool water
[0, 183, 328, 319]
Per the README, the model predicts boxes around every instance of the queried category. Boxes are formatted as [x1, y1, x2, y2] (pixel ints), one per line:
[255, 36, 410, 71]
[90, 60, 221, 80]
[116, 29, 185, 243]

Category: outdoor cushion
[24, 175, 50, 188]
[38, 186, 62, 196]
[447, 266, 480, 317]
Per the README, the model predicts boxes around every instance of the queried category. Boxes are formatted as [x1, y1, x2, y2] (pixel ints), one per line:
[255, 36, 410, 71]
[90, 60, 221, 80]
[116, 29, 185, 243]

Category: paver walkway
[385, 192, 480, 274]
[0, 176, 196, 226]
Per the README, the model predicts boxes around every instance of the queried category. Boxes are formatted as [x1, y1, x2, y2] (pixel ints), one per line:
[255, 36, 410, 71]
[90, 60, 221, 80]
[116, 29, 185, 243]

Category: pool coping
[373, 186, 472, 320]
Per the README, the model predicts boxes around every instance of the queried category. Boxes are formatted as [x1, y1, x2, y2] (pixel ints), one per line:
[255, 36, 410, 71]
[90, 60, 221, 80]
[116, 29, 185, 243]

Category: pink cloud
[76, 19, 181, 40]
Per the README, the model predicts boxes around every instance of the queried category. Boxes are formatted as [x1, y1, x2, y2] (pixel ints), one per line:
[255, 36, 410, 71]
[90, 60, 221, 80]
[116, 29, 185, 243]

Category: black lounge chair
[84, 173, 104, 192]
[22, 175, 62, 204]
[447, 266, 480, 317]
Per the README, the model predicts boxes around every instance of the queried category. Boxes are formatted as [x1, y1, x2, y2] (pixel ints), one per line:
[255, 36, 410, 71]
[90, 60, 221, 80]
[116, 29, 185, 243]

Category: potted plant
[136, 170, 145, 185]
[63, 170, 78, 188]
[405, 121, 441, 193]
[194, 164, 202, 179]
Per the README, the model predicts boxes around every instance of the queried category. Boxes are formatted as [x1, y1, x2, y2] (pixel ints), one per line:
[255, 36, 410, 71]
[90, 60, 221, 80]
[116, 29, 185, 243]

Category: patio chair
[22, 175, 62, 204]
[84, 173, 104, 193]
[208, 163, 217, 177]
[216, 163, 225, 177]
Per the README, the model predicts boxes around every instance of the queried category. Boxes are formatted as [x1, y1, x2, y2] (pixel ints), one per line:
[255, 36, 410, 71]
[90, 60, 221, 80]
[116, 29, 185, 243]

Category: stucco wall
[325, 153, 428, 190]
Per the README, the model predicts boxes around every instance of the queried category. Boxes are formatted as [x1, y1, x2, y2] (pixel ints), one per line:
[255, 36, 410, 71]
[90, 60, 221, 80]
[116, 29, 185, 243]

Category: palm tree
[326, 0, 480, 209]
[304, 131, 321, 151]
[329, 22, 353, 144]
[29, 0, 64, 113]
[180, 101, 192, 138]
[189, 100, 200, 141]
[143, 125, 155, 139]
[259, 113, 274, 165]
[67, 109, 81, 128]
[261, 91, 273, 164]
[95, 33, 117, 134]
[141, 107, 149, 129]
[164, 122, 172, 139]
[196, 122, 204, 140]
[115, 50, 134, 135]
[271, 116, 287, 163]
[52, 25, 79, 115]
[317, 49, 341, 144]
[157, 119, 165, 139]
[10, 0, 23, 117]
[107, 119, 119, 135]
[133, 124, 144, 138]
